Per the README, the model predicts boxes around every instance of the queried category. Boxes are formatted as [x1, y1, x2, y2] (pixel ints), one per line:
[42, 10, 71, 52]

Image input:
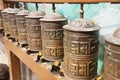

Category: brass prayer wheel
[16, 10, 29, 44]
[7, 8, 20, 39]
[40, 13, 68, 61]
[104, 27, 120, 80]
[1, 8, 12, 34]
[63, 19, 99, 80]
[25, 11, 45, 51]
[0, 10, 3, 30]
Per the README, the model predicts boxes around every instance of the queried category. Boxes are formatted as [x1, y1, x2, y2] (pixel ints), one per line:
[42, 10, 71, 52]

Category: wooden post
[0, 0, 4, 10]
[7, 51, 21, 80]
[80, 3, 84, 18]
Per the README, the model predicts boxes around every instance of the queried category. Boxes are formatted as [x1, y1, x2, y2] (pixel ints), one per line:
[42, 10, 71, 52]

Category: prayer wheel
[104, 27, 120, 80]
[1, 8, 12, 35]
[40, 13, 68, 61]
[63, 19, 99, 80]
[25, 11, 45, 51]
[16, 10, 29, 44]
[0, 10, 3, 30]
[7, 8, 20, 39]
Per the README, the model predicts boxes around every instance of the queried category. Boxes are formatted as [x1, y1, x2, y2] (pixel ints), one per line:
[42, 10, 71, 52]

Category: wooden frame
[4, 37, 58, 80]
[0, 0, 4, 10]
[3, 0, 120, 3]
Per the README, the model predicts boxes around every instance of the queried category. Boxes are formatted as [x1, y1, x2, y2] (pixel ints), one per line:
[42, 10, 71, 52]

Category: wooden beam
[4, 37, 58, 80]
[9, 51, 22, 80]
[3, 0, 120, 3]
[6, 44, 21, 80]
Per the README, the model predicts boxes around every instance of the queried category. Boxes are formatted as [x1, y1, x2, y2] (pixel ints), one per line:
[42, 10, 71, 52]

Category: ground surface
[0, 34, 8, 65]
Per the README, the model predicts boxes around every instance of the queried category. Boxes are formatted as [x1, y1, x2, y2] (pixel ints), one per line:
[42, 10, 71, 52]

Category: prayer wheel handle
[52, 3, 56, 13]
[36, 3, 38, 11]
[80, 3, 84, 18]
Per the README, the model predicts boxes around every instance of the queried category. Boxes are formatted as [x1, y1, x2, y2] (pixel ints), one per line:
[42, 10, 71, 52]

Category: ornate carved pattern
[43, 29, 63, 40]
[64, 58, 97, 77]
[63, 30, 99, 80]
[28, 38, 42, 51]
[41, 20, 67, 61]
[0, 12, 3, 29]
[10, 26, 18, 38]
[104, 42, 120, 80]
[28, 26, 41, 33]
[2, 13, 11, 34]
[0, 19, 3, 29]
[43, 46, 63, 59]
[16, 16, 27, 44]
[8, 13, 18, 38]
[18, 32, 27, 44]
[26, 18, 42, 51]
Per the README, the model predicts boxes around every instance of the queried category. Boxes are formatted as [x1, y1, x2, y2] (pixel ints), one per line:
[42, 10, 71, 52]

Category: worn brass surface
[104, 28, 120, 80]
[41, 20, 67, 61]
[26, 17, 42, 51]
[63, 30, 99, 80]
[25, 11, 45, 51]
[104, 41, 120, 80]
[1, 8, 13, 35]
[0, 11, 3, 30]
[8, 13, 18, 38]
[2, 12, 10, 34]
[63, 19, 99, 80]
[16, 15, 27, 44]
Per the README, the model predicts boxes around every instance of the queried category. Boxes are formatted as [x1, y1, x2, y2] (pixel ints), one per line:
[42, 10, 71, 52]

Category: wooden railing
[3, 0, 120, 3]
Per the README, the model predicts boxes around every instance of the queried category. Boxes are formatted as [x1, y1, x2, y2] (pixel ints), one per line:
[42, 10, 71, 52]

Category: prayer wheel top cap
[7, 8, 20, 14]
[40, 12, 67, 21]
[105, 27, 120, 46]
[16, 10, 29, 16]
[63, 19, 99, 32]
[1, 8, 13, 13]
[25, 11, 45, 18]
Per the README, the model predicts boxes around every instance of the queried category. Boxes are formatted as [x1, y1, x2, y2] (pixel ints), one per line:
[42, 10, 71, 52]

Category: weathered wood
[0, 0, 4, 10]
[6, 46, 21, 80]
[4, 37, 58, 80]
[3, 0, 120, 3]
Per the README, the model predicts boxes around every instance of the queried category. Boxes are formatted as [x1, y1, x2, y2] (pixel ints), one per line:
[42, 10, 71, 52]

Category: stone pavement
[0, 34, 8, 65]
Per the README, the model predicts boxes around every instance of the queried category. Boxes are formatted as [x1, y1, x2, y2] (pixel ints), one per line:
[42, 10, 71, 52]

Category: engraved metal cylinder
[9, 13, 17, 38]
[40, 13, 67, 61]
[2, 12, 8, 33]
[0, 10, 3, 30]
[26, 11, 45, 51]
[104, 28, 120, 80]
[8, 9, 20, 39]
[1, 8, 12, 34]
[16, 10, 29, 44]
[1, 11, 6, 31]
[63, 19, 99, 80]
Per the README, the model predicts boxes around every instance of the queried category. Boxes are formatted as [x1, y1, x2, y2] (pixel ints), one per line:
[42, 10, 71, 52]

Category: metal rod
[52, 3, 55, 13]
[8, 3, 10, 8]
[36, 3, 38, 11]
[80, 3, 84, 18]
[23, 2, 26, 10]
